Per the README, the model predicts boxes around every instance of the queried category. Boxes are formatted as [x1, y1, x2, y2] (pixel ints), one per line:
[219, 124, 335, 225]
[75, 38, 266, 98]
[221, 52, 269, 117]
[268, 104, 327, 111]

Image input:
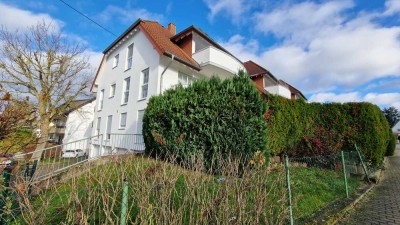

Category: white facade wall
[63, 101, 95, 144]
[93, 31, 160, 137]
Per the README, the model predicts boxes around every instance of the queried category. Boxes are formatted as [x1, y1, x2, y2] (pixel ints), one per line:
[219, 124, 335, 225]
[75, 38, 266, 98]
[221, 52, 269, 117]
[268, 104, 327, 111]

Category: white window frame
[105, 115, 112, 140]
[98, 89, 104, 111]
[113, 54, 119, 68]
[136, 110, 145, 134]
[140, 68, 149, 100]
[109, 83, 116, 98]
[126, 44, 133, 70]
[119, 112, 127, 129]
[122, 77, 130, 105]
[178, 72, 195, 88]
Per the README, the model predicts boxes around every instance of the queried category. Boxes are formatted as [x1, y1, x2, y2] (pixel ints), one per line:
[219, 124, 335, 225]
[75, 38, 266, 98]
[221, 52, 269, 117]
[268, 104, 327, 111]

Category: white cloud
[97, 5, 165, 26]
[221, 0, 400, 94]
[85, 50, 103, 72]
[203, 0, 253, 24]
[0, 2, 63, 32]
[309, 92, 361, 103]
[309, 92, 400, 110]
[254, 0, 354, 45]
[384, 0, 400, 16]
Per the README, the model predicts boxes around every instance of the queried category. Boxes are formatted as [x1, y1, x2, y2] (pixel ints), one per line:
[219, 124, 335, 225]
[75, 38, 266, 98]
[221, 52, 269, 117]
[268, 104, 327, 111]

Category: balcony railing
[192, 46, 245, 76]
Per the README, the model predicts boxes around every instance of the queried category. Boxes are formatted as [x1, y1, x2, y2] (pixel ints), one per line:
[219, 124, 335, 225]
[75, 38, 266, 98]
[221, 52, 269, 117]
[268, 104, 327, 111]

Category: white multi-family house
[90, 19, 245, 155]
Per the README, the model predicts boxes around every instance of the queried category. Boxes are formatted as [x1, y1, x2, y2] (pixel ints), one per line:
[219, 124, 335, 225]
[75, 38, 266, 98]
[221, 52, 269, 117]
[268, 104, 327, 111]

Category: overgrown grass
[11, 154, 360, 224]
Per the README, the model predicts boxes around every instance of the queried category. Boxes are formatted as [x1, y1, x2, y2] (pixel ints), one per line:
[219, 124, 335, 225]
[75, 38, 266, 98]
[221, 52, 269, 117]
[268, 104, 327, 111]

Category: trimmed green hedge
[143, 72, 268, 169]
[265, 94, 392, 166]
[386, 133, 397, 156]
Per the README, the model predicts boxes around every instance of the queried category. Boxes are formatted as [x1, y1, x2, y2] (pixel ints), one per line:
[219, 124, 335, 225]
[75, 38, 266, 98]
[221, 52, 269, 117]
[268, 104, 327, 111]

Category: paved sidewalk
[339, 144, 400, 225]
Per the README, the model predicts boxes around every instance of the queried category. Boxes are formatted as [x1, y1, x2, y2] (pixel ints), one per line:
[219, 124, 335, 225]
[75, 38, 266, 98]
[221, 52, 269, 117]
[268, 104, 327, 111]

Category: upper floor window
[113, 54, 119, 68]
[122, 77, 130, 105]
[140, 68, 149, 99]
[178, 72, 195, 87]
[126, 44, 133, 70]
[98, 89, 104, 110]
[109, 84, 116, 98]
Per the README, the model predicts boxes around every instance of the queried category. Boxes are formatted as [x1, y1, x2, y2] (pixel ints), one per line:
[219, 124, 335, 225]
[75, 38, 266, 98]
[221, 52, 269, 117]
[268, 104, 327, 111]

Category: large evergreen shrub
[143, 72, 268, 169]
[265, 94, 391, 166]
[386, 133, 397, 156]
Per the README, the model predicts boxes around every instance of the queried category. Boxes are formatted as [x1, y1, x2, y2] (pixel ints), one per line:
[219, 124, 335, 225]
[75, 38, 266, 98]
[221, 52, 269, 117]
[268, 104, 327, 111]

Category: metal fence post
[355, 144, 371, 183]
[341, 151, 349, 198]
[285, 156, 294, 225]
[120, 178, 129, 225]
[28, 160, 38, 196]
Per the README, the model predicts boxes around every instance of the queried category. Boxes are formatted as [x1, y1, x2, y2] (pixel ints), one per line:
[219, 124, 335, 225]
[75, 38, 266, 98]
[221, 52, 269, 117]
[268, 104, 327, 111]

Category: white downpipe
[160, 55, 175, 94]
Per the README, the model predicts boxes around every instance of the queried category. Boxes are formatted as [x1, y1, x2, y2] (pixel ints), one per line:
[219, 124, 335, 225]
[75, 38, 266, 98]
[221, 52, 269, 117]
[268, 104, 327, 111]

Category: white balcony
[265, 85, 291, 99]
[192, 46, 245, 79]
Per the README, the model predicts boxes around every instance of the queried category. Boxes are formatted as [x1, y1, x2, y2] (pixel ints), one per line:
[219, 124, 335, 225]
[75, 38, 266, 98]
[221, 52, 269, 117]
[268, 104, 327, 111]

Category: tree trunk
[31, 118, 50, 161]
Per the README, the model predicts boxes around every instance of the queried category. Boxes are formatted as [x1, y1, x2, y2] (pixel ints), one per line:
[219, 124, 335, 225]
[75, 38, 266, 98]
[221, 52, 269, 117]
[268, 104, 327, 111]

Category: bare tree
[0, 21, 91, 159]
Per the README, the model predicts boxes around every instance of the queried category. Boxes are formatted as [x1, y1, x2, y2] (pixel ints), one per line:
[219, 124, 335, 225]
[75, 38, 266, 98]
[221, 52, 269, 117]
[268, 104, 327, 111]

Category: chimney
[168, 23, 176, 35]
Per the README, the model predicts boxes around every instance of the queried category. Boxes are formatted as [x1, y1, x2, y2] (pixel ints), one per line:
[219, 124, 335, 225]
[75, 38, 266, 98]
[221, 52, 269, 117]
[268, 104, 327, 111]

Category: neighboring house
[90, 19, 245, 154]
[63, 98, 96, 144]
[393, 121, 400, 143]
[47, 118, 66, 144]
[279, 80, 307, 101]
[243, 60, 306, 101]
[47, 98, 95, 145]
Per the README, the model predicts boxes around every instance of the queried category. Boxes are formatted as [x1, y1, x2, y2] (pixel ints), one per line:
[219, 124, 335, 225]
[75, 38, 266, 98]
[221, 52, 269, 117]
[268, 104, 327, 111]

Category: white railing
[192, 46, 245, 75]
[10, 134, 144, 181]
[97, 133, 145, 155]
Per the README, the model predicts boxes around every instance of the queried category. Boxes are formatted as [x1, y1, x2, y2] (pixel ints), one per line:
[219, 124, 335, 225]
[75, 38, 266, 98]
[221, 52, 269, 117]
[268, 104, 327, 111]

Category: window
[126, 44, 133, 70]
[136, 110, 144, 134]
[109, 84, 116, 98]
[113, 54, 119, 68]
[96, 117, 101, 136]
[263, 75, 276, 88]
[122, 77, 130, 104]
[98, 89, 104, 110]
[140, 68, 149, 99]
[106, 115, 112, 140]
[178, 72, 195, 87]
[120, 113, 127, 129]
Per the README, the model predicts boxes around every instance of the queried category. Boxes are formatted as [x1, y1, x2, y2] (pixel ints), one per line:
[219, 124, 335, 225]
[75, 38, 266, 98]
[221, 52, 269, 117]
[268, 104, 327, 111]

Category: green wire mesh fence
[0, 147, 374, 224]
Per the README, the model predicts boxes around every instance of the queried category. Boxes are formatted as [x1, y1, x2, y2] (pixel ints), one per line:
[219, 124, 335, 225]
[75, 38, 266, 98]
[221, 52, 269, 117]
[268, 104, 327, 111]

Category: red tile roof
[243, 60, 278, 82]
[140, 20, 200, 70]
[243, 61, 307, 100]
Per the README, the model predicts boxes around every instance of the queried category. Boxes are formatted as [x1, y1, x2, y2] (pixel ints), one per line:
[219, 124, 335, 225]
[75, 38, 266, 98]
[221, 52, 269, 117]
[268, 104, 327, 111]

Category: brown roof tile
[243, 61, 278, 82]
[140, 21, 200, 70]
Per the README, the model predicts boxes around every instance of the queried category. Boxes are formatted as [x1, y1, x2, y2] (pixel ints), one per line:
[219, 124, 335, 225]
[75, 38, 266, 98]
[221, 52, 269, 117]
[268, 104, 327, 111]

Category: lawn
[12, 154, 361, 225]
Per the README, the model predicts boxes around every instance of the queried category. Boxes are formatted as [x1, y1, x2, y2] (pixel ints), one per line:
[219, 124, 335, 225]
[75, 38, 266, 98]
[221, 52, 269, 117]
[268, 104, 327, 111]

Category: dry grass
[11, 154, 289, 225]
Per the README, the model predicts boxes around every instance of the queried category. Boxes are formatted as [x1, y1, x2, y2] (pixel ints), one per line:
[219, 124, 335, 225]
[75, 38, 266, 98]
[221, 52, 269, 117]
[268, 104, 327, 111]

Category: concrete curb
[326, 157, 387, 225]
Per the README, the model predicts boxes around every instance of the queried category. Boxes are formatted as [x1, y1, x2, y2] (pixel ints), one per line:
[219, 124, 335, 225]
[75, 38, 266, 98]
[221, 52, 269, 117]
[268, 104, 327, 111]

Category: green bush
[143, 71, 268, 169]
[386, 133, 397, 156]
[265, 94, 391, 166]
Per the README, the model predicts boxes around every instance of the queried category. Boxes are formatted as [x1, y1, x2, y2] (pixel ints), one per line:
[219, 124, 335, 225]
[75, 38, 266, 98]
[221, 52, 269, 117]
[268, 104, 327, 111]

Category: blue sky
[1, 0, 399, 109]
